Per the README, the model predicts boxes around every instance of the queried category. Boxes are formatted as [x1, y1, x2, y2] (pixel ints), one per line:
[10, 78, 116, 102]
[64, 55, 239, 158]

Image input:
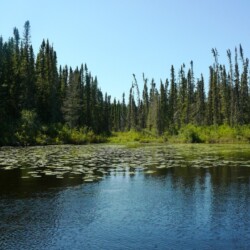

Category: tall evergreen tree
[120, 93, 127, 131]
[158, 80, 168, 134]
[19, 21, 36, 110]
[219, 65, 231, 124]
[168, 65, 177, 132]
[227, 49, 235, 126]
[239, 44, 249, 124]
[186, 61, 195, 124]
[233, 47, 240, 125]
[178, 64, 187, 126]
[194, 75, 205, 125]
[141, 73, 149, 129]
[62, 67, 82, 128]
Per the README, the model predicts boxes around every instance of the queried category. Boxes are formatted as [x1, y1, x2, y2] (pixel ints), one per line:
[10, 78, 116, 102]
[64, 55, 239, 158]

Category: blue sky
[1, 0, 250, 100]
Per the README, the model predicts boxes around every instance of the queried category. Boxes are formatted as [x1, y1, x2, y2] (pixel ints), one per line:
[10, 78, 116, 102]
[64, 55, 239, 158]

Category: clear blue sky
[1, 0, 250, 100]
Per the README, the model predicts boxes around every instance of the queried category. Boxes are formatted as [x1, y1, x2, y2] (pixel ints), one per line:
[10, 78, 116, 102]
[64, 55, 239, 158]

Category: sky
[1, 0, 250, 100]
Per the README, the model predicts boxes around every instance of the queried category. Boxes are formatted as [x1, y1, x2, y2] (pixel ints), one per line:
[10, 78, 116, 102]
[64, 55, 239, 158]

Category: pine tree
[178, 64, 187, 126]
[141, 73, 149, 129]
[147, 78, 159, 133]
[35, 39, 59, 123]
[227, 49, 234, 126]
[62, 67, 82, 128]
[58, 65, 68, 122]
[103, 93, 111, 133]
[211, 49, 219, 125]
[233, 47, 240, 125]
[83, 64, 91, 128]
[194, 75, 205, 125]
[159, 80, 168, 134]
[239, 45, 249, 124]
[120, 93, 127, 131]
[0, 37, 10, 140]
[168, 65, 177, 132]
[219, 65, 231, 124]
[127, 85, 137, 130]
[19, 21, 35, 110]
[186, 61, 195, 124]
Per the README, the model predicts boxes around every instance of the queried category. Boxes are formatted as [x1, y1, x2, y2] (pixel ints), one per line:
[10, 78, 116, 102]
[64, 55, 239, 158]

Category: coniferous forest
[1, 21, 250, 145]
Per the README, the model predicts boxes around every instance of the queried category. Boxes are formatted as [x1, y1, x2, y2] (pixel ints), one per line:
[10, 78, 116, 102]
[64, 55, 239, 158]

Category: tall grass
[109, 125, 250, 145]
[169, 124, 250, 143]
[108, 130, 165, 145]
[9, 121, 250, 146]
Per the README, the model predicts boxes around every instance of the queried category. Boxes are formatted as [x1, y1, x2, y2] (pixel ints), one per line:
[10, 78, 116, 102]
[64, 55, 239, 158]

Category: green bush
[178, 125, 204, 143]
[15, 110, 40, 145]
[56, 125, 107, 144]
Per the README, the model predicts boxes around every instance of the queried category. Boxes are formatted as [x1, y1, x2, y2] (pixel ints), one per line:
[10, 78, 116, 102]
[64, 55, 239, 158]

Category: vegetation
[108, 125, 250, 145]
[1, 21, 250, 146]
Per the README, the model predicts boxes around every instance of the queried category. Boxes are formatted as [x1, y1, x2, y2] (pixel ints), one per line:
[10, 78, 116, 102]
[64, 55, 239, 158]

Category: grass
[108, 130, 165, 146]
[4, 122, 250, 146]
[170, 124, 250, 144]
[108, 125, 250, 145]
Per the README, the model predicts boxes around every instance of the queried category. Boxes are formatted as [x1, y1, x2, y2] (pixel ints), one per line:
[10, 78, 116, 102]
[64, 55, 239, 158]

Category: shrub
[15, 110, 40, 145]
[179, 125, 204, 143]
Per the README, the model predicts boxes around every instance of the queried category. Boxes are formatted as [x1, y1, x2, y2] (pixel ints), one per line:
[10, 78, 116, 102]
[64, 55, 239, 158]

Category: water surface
[0, 144, 250, 249]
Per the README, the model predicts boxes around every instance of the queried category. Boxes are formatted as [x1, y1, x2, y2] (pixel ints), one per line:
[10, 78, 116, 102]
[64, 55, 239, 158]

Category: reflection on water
[0, 144, 250, 249]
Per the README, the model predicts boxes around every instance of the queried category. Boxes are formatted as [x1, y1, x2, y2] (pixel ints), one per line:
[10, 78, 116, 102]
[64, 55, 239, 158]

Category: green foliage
[1, 22, 250, 146]
[108, 130, 164, 144]
[178, 125, 204, 143]
[15, 110, 39, 145]
[57, 126, 107, 144]
[168, 125, 250, 144]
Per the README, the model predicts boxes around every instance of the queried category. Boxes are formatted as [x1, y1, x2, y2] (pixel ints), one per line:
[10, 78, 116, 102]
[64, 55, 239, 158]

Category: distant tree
[227, 49, 234, 126]
[147, 78, 159, 133]
[120, 93, 127, 131]
[158, 79, 168, 134]
[194, 75, 205, 125]
[62, 67, 82, 128]
[239, 44, 249, 124]
[35, 39, 60, 123]
[2, 21, 250, 145]
[186, 61, 195, 124]
[19, 21, 36, 110]
[103, 93, 111, 133]
[233, 47, 240, 125]
[141, 73, 149, 129]
[178, 64, 187, 126]
[168, 65, 177, 132]
[127, 85, 137, 130]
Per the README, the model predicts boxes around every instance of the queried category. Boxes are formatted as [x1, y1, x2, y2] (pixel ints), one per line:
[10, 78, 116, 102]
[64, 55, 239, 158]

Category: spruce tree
[233, 47, 240, 125]
[195, 75, 205, 125]
[178, 64, 187, 126]
[141, 73, 149, 129]
[239, 45, 249, 124]
[62, 67, 82, 128]
[168, 65, 177, 132]
[121, 93, 127, 131]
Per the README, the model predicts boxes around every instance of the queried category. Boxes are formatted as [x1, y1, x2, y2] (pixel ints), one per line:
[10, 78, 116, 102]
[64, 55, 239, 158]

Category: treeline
[0, 22, 249, 145]
[0, 21, 114, 145]
[112, 48, 250, 135]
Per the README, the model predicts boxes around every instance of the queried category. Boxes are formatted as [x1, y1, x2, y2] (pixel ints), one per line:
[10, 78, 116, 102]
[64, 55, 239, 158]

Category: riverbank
[108, 125, 250, 145]
[1, 124, 250, 146]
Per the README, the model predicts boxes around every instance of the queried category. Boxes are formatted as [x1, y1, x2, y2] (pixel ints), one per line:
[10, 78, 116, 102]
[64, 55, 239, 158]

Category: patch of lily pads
[0, 144, 250, 184]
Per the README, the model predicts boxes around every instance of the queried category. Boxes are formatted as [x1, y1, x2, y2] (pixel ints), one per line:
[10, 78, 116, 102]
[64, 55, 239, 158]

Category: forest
[1, 21, 250, 146]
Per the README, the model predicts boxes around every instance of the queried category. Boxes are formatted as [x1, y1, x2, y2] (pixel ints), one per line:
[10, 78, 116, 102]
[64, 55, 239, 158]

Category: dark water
[0, 144, 250, 250]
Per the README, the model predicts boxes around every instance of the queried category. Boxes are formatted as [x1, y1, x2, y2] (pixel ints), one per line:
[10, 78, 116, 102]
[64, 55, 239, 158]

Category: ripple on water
[0, 144, 250, 249]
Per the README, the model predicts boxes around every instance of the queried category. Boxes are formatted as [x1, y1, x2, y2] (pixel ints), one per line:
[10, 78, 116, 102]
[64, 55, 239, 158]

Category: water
[0, 144, 250, 249]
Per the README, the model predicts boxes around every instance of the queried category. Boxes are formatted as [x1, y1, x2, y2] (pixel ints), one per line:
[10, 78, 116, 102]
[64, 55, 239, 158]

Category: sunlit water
[0, 144, 250, 249]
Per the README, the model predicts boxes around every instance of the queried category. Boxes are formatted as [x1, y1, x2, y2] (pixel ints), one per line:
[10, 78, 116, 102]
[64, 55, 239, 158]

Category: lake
[0, 144, 250, 249]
